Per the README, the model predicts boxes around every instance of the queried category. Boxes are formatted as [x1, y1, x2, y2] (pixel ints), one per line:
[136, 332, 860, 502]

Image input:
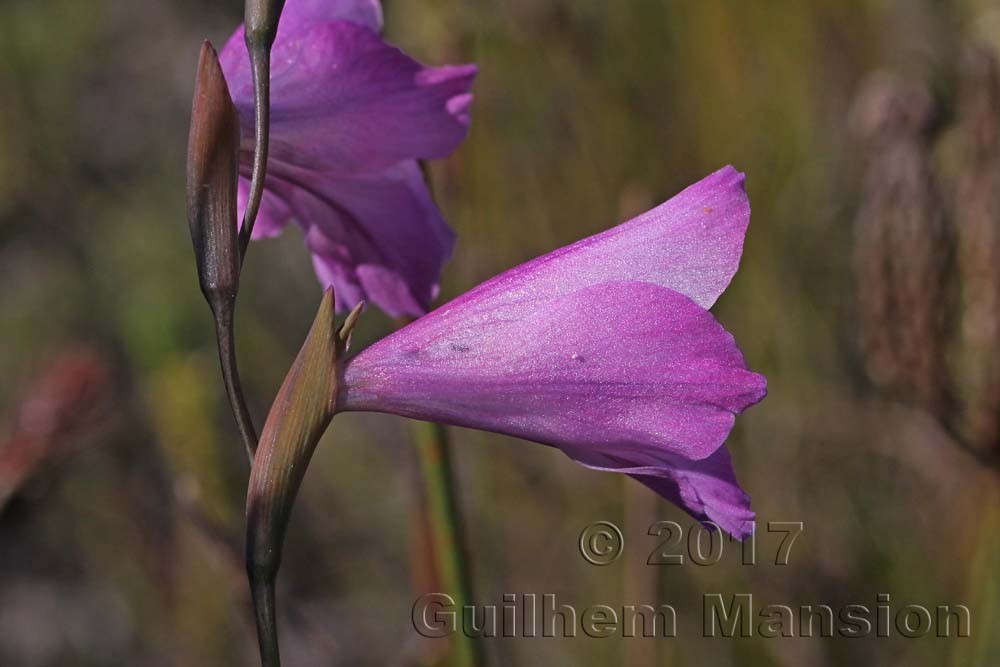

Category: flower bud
[186, 41, 241, 310]
[245, 290, 363, 665]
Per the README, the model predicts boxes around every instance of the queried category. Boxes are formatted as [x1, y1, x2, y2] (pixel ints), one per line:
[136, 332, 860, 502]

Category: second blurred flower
[219, 0, 476, 317]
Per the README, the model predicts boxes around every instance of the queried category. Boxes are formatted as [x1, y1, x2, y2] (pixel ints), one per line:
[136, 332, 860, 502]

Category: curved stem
[240, 45, 271, 258]
[212, 300, 258, 463]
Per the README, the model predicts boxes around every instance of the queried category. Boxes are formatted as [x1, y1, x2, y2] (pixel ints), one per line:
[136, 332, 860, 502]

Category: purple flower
[338, 167, 767, 537]
[219, 0, 476, 317]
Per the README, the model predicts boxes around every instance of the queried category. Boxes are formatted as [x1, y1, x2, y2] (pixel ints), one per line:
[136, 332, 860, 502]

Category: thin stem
[412, 420, 484, 667]
[212, 300, 258, 463]
[240, 45, 271, 257]
[250, 575, 281, 667]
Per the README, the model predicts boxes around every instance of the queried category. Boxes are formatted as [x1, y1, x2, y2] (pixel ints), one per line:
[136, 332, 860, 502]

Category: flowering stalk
[186, 2, 481, 662]
[239, 167, 763, 664]
[184, 7, 765, 665]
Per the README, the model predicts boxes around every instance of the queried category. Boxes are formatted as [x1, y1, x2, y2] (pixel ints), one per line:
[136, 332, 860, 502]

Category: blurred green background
[1, 0, 998, 665]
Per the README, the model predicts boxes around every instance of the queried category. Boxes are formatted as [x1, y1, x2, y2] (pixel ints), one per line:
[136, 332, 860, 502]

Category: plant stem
[412, 420, 484, 667]
[239, 44, 271, 256]
[250, 575, 281, 667]
[212, 300, 258, 463]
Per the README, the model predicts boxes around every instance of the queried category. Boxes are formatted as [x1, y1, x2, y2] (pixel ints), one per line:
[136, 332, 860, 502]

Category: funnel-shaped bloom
[339, 167, 766, 537]
[219, 0, 476, 316]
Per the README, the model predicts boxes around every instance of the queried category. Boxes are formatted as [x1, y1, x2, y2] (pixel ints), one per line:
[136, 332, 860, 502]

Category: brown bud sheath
[246, 290, 362, 667]
[186, 41, 258, 461]
[187, 41, 241, 306]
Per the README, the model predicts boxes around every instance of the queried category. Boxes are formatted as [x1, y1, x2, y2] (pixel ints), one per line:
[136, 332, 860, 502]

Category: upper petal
[220, 13, 476, 174]
[221, 0, 383, 75]
[341, 280, 766, 461]
[436, 166, 750, 311]
[278, 0, 383, 33]
[242, 160, 456, 316]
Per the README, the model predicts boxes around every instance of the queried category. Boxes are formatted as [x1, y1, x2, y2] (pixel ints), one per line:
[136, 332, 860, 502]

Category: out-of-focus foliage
[0, 0, 998, 665]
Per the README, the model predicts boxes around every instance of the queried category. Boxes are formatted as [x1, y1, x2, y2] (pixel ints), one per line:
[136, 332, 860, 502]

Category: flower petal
[277, 0, 383, 33]
[243, 160, 455, 316]
[221, 0, 383, 74]
[220, 15, 476, 174]
[218, 0, 474, 317]
[341, 280, 766, 461]
[566, 446, 755, 539]
[439, 166, 749, 311]
[237, 178, 292, 239]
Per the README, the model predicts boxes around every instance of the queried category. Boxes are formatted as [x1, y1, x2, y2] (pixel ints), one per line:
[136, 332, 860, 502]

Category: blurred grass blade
[412, 420, 485, 667]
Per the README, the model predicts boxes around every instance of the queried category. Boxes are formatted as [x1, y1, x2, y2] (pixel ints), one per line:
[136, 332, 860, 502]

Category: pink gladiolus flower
[338, 166, 767, 537]
[219, 0, 476, 317]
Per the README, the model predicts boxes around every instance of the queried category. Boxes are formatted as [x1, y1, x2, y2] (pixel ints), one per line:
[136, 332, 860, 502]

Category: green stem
[411, 420, 484, 667]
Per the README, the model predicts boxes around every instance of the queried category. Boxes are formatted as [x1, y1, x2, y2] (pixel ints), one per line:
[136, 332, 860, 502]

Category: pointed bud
[186, 41, 241, 310]
[245, 289, 362, 665]
[187, 42, 258, 462]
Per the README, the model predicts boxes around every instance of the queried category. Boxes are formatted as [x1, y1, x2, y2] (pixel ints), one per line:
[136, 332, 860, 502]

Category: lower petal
[566, 445, 755, 539]
[238, 178, 293, 239]
[342, 280, 766, 460]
